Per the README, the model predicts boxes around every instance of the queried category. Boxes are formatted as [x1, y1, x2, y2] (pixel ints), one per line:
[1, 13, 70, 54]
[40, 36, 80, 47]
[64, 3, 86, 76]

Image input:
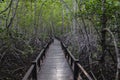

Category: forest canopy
[0, 0, 120, 80]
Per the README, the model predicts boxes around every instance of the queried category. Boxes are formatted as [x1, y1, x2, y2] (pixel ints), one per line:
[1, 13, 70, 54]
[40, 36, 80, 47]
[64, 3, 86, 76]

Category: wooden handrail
[22, 65, 35, 80]
[61, 41, 93, 80]
[77, 63, 93, 80]
[22, 39, 53, 80]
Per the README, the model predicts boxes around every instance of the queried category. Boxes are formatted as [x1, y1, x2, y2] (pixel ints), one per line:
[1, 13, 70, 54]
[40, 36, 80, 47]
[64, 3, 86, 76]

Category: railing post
[38, 58, 41, 69]
[71, 57, 73, 67]
[68, 54, 70, 62]
[32, 61, 37, 80]
[43, 49, 46, 59]
[64, 49, 67, 58]
[74, 61, 79, 80]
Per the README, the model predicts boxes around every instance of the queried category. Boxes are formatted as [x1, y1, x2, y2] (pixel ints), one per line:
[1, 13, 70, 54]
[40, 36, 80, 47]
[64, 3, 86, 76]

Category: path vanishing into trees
[0, 0, 120, 80]
[22, 39, 93, 80]
[37, 39, 73, 80]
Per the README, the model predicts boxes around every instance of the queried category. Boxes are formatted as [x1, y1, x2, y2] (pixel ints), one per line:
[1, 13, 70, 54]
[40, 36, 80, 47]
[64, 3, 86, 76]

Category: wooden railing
[61, 41, 93, 80]
[22, 39, 53, 80]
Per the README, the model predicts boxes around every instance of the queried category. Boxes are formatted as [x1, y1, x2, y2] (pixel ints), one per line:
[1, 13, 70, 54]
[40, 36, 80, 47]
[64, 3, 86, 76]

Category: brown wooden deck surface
[37, 39, 73, 80]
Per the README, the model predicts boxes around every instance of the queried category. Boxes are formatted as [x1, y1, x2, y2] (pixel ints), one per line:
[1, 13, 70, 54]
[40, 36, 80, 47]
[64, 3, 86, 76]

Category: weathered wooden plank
[37, 39, 73, 80]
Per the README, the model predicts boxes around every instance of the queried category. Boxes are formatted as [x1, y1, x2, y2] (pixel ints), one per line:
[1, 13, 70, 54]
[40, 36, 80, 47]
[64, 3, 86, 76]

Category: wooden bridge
[22, 39, 93, 80]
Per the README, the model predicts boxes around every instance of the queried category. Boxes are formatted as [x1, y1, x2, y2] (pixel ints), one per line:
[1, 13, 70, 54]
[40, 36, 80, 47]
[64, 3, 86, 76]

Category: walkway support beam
[74, 61, 79, 80]
[32, 61, 37, 80]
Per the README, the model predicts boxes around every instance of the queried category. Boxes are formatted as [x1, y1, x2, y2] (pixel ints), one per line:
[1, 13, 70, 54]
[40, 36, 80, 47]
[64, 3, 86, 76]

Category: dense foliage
[0, 0, 120, 80]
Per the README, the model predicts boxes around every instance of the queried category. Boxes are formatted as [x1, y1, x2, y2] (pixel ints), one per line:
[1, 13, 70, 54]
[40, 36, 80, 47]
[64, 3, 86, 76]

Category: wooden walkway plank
[37, 39, 73, 80]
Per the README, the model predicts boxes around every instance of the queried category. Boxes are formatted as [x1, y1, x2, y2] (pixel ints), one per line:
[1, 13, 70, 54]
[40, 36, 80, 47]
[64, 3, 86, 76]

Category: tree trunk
[100, 0, 107, 62]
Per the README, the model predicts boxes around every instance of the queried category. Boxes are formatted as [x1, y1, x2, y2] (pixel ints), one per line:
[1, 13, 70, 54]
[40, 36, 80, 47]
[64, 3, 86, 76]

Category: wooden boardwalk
[37, 39, 73, 80]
